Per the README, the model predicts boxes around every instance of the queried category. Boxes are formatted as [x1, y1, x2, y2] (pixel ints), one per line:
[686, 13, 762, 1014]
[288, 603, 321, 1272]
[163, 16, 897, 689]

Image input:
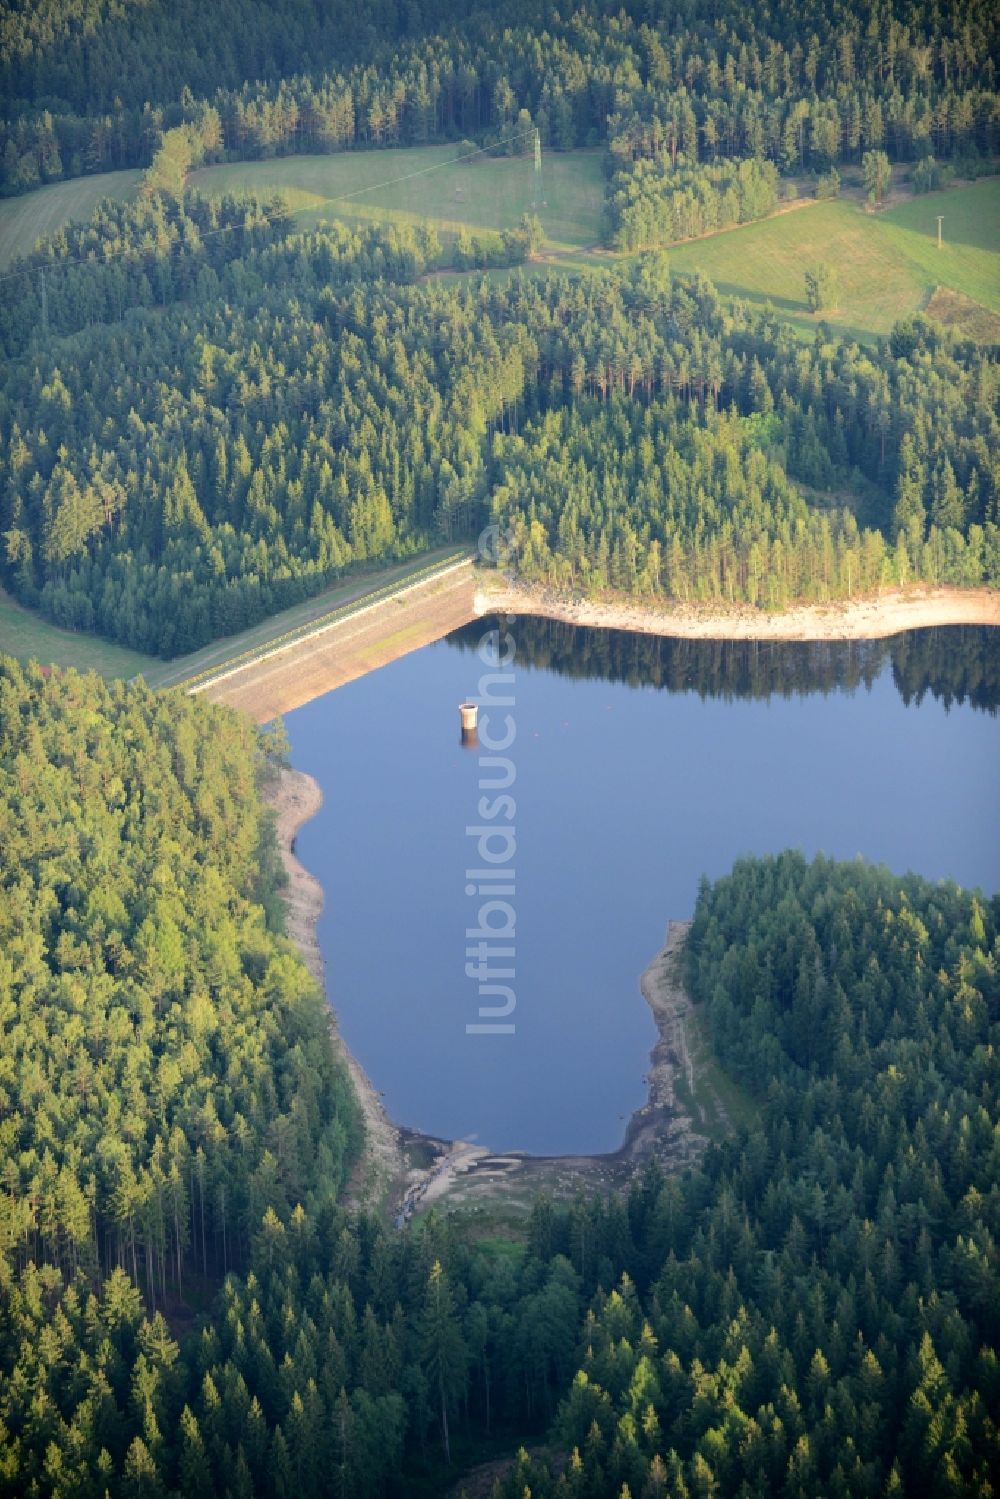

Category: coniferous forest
[1, 0, 999, 652]
[1, 1, 998, 1495]
[1, 215, 998, 654]
[1, 668, 997, 1495]
[2, 0, 997, 197]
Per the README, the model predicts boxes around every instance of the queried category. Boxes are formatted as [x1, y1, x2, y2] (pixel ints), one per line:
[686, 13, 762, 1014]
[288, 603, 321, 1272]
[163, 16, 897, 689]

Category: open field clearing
[0, 588, 155, 677]
[5, 158, 995, 347]
[1, 154, 993, 345]
[0, 147, 603, 276]
[669, 178, 999, 341]
[0, 549, 468, 682]
[188, 145, 606, 251]
[0, 169, 141, 268]
[188, 156, 995, 338]
[879, 177, 999, 311]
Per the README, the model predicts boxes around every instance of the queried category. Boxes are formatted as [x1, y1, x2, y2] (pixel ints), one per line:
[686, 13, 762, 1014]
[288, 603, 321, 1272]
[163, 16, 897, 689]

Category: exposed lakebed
[288, 620, 1000, 1155]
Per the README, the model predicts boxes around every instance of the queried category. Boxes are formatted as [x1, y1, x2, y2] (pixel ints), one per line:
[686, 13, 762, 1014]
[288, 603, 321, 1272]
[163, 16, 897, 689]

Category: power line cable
[0, 128, 539, 290]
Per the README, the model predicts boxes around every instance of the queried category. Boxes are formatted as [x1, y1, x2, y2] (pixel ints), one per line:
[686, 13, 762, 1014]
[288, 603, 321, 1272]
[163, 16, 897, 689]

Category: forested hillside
[1, 198, 997, 655]
[490, 852, 999, 1497]
[2, 689, 996, 1498]
[1, 3, 997, 1496]
[0, 200, 501, 653]
[0, 660, 361, 1296]
[488, 311, 1000, 606]
[1, 0, 998, 659]
[2, 0, 997, 196]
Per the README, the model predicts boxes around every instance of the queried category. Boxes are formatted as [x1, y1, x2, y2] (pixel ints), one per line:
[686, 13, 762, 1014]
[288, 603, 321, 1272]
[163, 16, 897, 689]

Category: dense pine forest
[490, 852, 999, 1498]
[0, 661, 361, 1287]
[1, 205, 997, 652]
[1, 669, 996, 1495]
[0, 0, 998, 654]
[1, 2, 998, 1495]
[2, 0, 997, 195]
[605, 154, 780, 251]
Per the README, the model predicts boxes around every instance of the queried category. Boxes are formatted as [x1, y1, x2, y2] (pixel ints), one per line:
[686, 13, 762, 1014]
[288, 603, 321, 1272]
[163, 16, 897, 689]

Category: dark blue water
[288, 621, 1000, 1155]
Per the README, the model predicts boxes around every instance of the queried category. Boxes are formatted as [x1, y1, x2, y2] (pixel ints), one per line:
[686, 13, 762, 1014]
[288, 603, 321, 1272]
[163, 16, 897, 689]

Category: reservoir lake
[288, 620, 1000, 1155]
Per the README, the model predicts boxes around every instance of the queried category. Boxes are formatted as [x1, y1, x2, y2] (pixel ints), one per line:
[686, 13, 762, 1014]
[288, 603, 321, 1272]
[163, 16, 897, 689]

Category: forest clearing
[0, 166, 140, 268]
[0, 586, 155, 676]
[189, 143, 605, 252]
[1, 147, 995, 347]
[668, 176, 1000, 339]
[2, 2, 998, 1488]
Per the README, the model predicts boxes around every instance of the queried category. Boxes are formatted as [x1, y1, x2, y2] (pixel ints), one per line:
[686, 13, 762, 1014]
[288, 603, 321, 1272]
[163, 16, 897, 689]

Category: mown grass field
[880, 177, 999, 310]
[188, 145, 606, 252]
[2, 150, 993, 343]
[669, 178, 999, 342]
[0, 550, 467, 681]
[0, 589, 155, 677]
[0, 169, 142, 268]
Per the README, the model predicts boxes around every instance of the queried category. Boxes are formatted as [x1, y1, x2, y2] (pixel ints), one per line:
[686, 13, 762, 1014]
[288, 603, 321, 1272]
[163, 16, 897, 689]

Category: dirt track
[203, 562, 477, 722]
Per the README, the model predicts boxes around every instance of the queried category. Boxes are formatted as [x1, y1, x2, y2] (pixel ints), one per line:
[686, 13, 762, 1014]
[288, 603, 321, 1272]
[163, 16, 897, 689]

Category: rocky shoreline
[476, 577, 1000, 641]
[268, 765, 715, 1217]
[267, 767, 405, 1212]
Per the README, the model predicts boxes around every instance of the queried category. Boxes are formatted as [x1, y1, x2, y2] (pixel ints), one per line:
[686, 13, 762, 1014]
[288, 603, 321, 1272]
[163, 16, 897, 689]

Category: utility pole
[534, 127, 544, 206]
[39, 267, 48, 336]
[936, 214, 944, 249]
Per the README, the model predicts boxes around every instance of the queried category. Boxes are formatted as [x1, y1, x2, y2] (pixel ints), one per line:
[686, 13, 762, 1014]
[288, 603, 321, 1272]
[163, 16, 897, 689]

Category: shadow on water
[447, 618, 1000, 715]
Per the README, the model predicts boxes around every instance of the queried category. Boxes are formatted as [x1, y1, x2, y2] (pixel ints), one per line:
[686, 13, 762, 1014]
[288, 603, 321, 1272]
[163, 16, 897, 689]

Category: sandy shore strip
[206, 568, 996, 727]
[268, 766, 404, 1211]
[267, 764, 493, 1219]
[636, 919, 700, 1135]
[476, 578, 1000, 641]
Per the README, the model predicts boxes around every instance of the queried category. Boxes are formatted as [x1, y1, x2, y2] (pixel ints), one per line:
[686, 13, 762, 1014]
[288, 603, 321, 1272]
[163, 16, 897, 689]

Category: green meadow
[0, 168, 142, 268]
[1, 149, 994, 343]
[188, 144, 606, 252]
[0, 590, 155, 678]
[668, 178, 999, 342]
